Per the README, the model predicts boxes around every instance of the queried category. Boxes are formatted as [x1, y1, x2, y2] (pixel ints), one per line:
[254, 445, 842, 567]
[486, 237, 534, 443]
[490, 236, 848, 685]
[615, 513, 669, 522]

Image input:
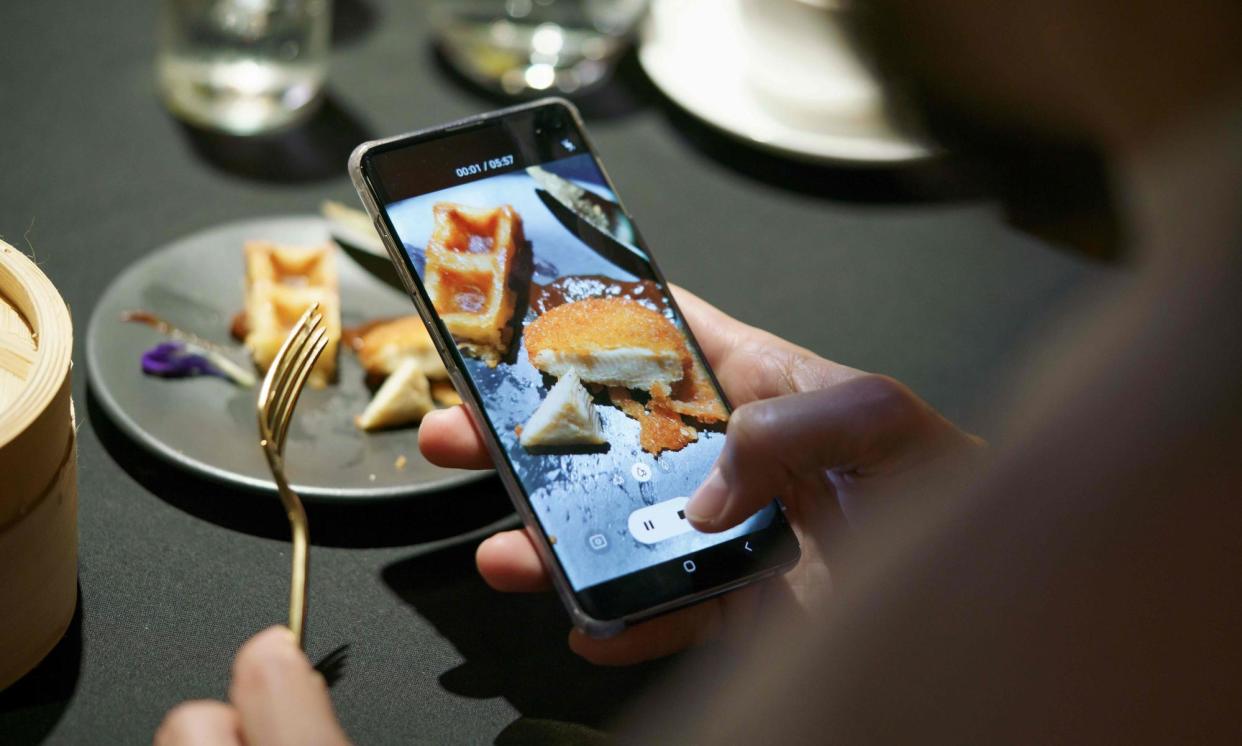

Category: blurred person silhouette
[158, 0, 1242, 743]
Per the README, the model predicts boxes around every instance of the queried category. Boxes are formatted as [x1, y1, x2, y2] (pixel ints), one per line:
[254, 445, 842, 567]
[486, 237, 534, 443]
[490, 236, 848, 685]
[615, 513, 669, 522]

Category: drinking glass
[157, 0, 332, 135]
[433, 0, 648, 96]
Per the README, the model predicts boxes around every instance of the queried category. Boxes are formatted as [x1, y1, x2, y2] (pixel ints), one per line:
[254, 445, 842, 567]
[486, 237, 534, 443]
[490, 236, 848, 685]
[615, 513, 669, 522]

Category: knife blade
[321, 200, 407, 293]
[526, 166, 643, 251]
[527, 166, 652, 278]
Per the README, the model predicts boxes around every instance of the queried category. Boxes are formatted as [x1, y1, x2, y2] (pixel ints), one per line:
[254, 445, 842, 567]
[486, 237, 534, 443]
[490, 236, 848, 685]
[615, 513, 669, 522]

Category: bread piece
[520, 370, 606, 448]
[354, 357, 434, 431]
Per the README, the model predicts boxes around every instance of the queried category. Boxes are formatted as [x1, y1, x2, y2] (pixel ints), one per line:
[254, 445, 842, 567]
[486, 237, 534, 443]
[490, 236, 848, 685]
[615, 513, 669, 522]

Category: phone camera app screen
[375, 138, 776, 592]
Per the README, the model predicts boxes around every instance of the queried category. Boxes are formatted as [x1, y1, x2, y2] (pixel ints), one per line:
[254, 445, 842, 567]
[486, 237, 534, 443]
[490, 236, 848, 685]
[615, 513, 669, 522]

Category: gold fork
[256, 303, 329, 649]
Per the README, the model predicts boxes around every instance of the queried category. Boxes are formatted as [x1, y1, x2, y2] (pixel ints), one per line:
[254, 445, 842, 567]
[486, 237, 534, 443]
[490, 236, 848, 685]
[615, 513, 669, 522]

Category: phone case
[348, 98, 798, 638]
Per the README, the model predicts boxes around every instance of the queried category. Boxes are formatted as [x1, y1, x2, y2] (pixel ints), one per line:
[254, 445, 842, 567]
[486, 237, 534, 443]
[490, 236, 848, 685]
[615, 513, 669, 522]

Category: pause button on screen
[628, 497, 693, 544]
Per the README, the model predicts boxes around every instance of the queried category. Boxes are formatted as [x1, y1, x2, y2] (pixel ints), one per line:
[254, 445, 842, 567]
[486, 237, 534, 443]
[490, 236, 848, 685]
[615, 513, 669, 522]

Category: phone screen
[360, 103, 798, 622]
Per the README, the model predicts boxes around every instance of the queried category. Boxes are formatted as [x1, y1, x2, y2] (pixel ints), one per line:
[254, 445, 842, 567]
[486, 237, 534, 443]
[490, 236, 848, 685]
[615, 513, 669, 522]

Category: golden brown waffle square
[424, 203, 524, 366]
[243, 241, 341, 388]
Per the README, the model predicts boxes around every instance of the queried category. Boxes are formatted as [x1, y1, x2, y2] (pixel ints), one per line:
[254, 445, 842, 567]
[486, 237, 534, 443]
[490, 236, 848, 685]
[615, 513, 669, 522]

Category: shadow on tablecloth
[0, 587, 84, 745]
[382, 542, 674, 736]
[172, 92, 374, 185]
[87, 387, 515, 549]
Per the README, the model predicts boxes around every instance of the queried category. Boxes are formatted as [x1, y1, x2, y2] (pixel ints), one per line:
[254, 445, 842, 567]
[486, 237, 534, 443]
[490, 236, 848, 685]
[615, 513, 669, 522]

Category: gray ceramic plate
[87, 215, 489, 502]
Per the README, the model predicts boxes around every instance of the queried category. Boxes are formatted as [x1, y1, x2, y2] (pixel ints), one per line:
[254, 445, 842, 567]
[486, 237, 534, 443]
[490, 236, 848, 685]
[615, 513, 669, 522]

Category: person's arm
[646, 266, 1242, 743]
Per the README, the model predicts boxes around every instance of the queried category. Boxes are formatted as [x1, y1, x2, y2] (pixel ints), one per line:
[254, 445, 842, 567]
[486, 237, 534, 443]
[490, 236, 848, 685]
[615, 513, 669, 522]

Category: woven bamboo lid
[1, 269, 38, 411]
[0, 241, 73, 528]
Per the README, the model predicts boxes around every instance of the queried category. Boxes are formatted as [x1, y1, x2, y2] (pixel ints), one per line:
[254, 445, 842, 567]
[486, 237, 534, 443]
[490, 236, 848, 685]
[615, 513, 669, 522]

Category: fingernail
[686, 467, 728, 526]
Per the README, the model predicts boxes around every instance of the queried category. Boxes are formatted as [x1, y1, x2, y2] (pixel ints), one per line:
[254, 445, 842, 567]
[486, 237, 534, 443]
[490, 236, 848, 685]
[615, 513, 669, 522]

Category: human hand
[155, 627, 349, 746]
[419, 287, 981, 665]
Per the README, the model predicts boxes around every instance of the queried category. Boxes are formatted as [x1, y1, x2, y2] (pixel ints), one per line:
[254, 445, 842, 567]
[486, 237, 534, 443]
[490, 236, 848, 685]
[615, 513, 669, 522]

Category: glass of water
[157, 0, 332, 135]
[433, 0, 648, 96]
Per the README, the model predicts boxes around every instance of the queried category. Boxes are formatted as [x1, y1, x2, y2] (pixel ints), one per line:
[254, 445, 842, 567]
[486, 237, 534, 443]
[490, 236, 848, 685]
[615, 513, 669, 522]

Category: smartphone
[350, 99, 800, 637]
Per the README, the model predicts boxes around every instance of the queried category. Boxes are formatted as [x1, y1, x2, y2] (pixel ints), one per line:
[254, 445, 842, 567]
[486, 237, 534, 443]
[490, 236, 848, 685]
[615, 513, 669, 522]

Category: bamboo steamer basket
[0, 240, 77, 691]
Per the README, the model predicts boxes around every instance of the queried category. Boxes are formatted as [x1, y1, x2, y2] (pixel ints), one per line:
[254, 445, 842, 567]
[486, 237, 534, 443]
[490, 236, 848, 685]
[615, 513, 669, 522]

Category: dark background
[0, 0, 1110, 743]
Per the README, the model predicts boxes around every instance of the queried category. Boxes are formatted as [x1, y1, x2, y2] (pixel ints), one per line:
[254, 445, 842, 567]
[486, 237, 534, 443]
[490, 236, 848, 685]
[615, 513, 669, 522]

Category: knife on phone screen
[526, 166, 653, 278]
[327, 162, 652, 288]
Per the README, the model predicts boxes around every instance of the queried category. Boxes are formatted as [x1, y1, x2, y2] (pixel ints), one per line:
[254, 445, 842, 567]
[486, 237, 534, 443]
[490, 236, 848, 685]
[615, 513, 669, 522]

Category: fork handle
[270, 461, 310, 649]
[287, 508, 309, 648]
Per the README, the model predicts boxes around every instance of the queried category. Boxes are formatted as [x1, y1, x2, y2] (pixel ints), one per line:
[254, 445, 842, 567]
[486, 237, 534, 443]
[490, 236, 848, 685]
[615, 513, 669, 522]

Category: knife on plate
[321, 200, 407, 292]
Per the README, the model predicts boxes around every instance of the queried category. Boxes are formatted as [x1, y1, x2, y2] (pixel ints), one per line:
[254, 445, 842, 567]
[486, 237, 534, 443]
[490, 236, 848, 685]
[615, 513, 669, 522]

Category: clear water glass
[433, 0, 648, 96]
[157, 0, 332, 135]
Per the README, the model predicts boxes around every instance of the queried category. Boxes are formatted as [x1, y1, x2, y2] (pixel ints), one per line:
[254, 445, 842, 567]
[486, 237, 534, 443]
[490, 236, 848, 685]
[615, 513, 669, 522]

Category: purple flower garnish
[125, 310, 256, 387]
[141, 341, 228, 380]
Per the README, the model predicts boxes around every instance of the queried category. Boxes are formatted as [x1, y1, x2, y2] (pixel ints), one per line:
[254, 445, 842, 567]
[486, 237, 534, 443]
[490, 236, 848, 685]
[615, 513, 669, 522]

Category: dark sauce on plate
[530, 275, 669, 317]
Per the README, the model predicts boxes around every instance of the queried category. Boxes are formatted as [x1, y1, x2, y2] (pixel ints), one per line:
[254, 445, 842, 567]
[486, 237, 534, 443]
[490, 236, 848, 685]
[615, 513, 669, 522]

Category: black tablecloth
[0, 1, 1107, 743]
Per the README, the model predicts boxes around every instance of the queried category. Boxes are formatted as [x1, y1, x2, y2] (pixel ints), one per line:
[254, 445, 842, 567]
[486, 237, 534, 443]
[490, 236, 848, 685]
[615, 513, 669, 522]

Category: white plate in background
[638, 0, 935, 166]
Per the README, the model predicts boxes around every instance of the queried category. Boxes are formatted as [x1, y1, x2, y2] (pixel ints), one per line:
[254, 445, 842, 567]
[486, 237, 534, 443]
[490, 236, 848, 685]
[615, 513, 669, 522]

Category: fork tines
[258, 304, 329, 455]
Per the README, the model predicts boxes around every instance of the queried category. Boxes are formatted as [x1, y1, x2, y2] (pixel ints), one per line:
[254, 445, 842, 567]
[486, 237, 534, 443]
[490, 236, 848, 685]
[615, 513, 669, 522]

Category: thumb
[685, 375, 944, 532]
[229, 627, 350, 746]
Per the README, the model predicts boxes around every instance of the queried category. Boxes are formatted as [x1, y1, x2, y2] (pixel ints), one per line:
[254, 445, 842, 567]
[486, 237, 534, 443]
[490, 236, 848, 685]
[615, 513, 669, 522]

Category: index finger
[667, 284, 745, 370]
[671, 285, 861, 404]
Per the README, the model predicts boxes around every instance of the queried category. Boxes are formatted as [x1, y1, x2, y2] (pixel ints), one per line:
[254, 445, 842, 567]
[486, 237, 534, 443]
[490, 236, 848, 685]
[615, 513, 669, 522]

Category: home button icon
[682, 560, 696, 573]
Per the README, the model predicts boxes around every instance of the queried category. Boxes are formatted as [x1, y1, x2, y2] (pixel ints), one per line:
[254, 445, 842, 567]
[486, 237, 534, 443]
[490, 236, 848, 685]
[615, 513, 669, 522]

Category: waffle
[524, 297, 690, 396]
[242, 241, 341, 388]
[424, 202, 524, 366]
